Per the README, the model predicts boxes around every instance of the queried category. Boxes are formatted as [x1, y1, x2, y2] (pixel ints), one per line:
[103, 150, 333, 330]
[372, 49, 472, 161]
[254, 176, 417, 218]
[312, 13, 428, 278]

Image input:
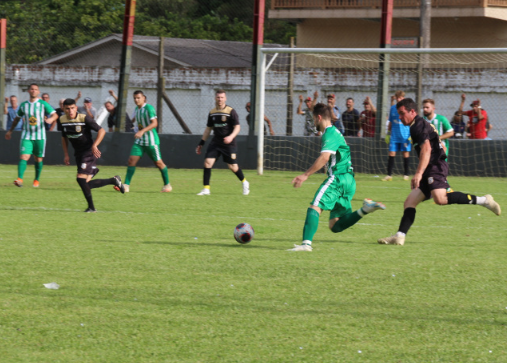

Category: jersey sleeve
[85, 115, 102, 132]
[42, 100, 56, 115]
[17, 105, 24, 117]
[206, 113, 213, 128]
[321, 130, 340, 154]
[147, 104, 157, 120]
[441, 116, 453, 133]
[230, 109, 240, 126]
[388, 106, 398, 122]
[412, 122, 432, 146]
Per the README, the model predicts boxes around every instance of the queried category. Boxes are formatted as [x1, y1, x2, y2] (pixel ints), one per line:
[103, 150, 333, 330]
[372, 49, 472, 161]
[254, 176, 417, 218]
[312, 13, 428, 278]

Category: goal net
[256, 48, 507, 178]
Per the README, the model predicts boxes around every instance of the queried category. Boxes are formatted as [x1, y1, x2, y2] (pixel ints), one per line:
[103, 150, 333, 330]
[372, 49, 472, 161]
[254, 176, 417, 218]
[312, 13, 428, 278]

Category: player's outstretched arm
[91, 128, 106, 158]
[411, 140, 431, 189]
[292, 152, 331, 188]
[45, 112, 58, 125]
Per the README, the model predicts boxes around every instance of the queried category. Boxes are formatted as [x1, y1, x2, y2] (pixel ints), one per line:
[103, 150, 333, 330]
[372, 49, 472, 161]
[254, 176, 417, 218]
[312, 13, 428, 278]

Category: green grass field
[1, 164, 506, 362]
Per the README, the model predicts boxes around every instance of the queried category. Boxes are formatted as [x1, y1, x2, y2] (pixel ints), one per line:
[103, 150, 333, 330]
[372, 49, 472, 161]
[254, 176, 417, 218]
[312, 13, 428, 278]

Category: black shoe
[113, 175, 125, 194]
[84, 207, 97, 213]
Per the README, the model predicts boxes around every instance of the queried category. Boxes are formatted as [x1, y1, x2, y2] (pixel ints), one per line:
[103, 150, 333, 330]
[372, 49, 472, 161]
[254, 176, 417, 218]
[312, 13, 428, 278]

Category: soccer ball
[234, 223, 254, 244]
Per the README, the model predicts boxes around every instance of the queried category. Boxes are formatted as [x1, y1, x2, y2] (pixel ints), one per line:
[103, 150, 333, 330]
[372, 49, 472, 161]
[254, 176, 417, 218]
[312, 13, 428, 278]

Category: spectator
[422, 98, 454, 156]
[297, 91, 320, 136]
[451, 111, 465, 139]
[485, 120, 493, 140]
[106, 90, 118, 132]
[41, 93, 56, 131]
[245, 102, 275, 136]
[458, 94, 488, 139]
[78, 97, 97, 120]
[4, 96, 21, 131]
[359, 96, 376, 138]
[327, 93, 344, 134]
[342, 97, 360, 136]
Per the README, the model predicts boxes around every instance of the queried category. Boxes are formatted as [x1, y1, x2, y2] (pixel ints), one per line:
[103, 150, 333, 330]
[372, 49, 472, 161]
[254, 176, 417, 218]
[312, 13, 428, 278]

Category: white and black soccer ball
[234, 223, 254, 244]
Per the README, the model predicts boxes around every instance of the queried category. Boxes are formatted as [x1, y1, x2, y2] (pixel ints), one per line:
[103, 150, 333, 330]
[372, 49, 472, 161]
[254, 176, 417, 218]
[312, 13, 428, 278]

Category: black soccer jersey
[206, 106, 239, 146]
[410, 115, 446, 168]
[60, 113, 101, 156]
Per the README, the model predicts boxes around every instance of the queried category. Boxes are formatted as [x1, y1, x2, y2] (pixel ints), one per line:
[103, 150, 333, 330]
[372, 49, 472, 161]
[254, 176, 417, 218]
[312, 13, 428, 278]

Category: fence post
[0, 19, 6, 130]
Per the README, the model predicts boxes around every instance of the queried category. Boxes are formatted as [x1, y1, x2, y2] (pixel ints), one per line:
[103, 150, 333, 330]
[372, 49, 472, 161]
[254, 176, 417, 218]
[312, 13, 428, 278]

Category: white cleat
[483, 194, 501, 216]
[161, 183, 173, 193]
[197, 188, 210, 196]
[362, 198, 386, 214]
[287, 243, 313, 252]
[124, 184, 129, 193]
[378, 234, 405, 246]
[242, 180, 250, 195]
[403, 175, 410, 181]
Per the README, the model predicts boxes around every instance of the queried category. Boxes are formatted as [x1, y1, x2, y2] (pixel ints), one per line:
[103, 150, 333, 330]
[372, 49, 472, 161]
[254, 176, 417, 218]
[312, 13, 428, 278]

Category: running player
[195, 89, 249, 196]
[4, 84, 59, 187]
[422, 98, 454, 156]
[60, 98, 124, 212]
[115, 90, 171, 193]
[289, 103, 386, 252]
[378, 98, 501, 246]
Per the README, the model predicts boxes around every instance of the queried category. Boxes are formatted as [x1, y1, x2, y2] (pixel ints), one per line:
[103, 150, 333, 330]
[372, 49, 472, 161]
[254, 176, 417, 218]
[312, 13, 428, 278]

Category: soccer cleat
[33, 180, 39, 188]
[113, 175, 125, 194]
[287, 243, 313, 252]
[84, 207, 97, 213]
[161, 184, 173, 193]
[362, 198, 386, 214]
[483, 194, 501, 216]
[197, 188, 210, 196]
[242, 180, 250, 195]
[403, 175, 410, 181]
[378, 234, 405, 246]
[14, 178, 23, 187]
[381, 175, 392, 182]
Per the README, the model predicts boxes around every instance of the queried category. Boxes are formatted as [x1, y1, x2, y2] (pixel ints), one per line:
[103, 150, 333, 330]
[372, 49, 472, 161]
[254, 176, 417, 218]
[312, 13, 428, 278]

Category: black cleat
[84, 208, 97, 213]
[113, 175, 125, 194]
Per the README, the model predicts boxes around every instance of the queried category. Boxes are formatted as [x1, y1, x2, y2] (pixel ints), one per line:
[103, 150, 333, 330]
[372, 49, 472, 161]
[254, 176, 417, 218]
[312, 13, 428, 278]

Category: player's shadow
[141, 240, 279, 249]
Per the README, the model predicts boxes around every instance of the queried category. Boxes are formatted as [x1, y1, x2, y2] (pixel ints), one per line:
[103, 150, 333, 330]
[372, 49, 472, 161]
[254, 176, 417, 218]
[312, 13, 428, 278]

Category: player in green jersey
[4, 83, 59, 187]
[288, 103, 386, 252]
[422, 99, 454, 156]
[115, 90, 171, 193]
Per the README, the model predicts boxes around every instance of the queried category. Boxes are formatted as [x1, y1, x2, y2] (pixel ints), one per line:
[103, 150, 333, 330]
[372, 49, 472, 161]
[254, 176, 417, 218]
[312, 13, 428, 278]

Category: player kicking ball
[378, 98, 501, 246]
[60, 98, 125, 212]
[115, 90, 172, 193]
[289, 103, 385, 252]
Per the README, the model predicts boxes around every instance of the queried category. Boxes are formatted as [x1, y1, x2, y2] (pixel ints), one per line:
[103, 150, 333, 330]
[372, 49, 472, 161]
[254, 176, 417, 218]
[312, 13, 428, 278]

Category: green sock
[160, 166, 169, 185]
[35, 161, 43, 181]
[302, 207, 320, 242]
[125, 166, 136, 185]
[331, 211, 362, 233]
[18, 159, 28, 179]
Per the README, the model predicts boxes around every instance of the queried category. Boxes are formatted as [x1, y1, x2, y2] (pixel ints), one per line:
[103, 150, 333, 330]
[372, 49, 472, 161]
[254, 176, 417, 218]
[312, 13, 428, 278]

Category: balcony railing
[271, 0, 507, 9]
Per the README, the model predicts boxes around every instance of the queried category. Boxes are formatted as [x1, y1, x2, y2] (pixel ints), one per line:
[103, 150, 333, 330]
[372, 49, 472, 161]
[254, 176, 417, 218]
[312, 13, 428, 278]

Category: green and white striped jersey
[321, 125, 353, 177]
[424, 113, 453, 155]
[17, 99, 55, 140]
[133, 103, 159, 146]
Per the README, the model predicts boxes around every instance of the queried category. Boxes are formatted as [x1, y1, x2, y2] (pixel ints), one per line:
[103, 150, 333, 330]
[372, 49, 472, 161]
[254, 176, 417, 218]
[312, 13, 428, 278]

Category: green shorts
[20, 139, 46, 157]
[130, 143, 161, 162]
[311, 172, 356, 220]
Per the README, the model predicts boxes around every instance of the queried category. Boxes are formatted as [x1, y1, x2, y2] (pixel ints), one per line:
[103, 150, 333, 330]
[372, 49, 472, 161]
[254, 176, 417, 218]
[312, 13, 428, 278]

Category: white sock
[476, 196, 486, 205]
[396, 232, 406, 237]
[357, 208, 366, 217]
[302, 240, 312, 246]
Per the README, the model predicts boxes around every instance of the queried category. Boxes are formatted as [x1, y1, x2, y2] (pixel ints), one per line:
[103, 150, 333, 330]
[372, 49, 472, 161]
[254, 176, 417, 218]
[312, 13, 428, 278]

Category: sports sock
[88, 178, 114, 189]
[447, 191, 477, 205]
[331, 211, 362, 233]
[387, 156, 394, 176]
[76, 178, 95, 209]
[234, 168, 245, 182]
[160, 166, 170, 184]
[18, 159, 27, 179]
[398, 207, 416, 234]
[403, 157, 410, 176]
[125, 166, 136, 185]
[302, 207, 320, 242]
[203, 167, 211, 186]
[35, 161, 43, 181]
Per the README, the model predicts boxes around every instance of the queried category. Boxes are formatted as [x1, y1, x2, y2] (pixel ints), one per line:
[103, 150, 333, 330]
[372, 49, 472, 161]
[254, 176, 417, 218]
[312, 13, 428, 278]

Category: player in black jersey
[378, 98, 501, 246]
[195, 89, 249, 196]
[60, 98, 125, 212]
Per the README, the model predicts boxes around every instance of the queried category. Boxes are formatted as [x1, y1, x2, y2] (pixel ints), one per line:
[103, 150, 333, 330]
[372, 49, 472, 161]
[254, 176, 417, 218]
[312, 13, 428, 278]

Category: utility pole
[0, 19, 6, 130]
[157, 36, 164, 133]
[285, 37, 295, 136]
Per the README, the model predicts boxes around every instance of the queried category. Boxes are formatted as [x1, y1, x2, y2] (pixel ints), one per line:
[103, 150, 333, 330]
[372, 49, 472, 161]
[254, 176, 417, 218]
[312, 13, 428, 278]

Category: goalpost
[256, 47, 507, 177]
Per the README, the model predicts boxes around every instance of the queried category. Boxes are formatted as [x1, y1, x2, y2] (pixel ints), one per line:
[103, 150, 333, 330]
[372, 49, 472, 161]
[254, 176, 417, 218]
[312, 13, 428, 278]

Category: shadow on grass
[142, 240, 279, 250]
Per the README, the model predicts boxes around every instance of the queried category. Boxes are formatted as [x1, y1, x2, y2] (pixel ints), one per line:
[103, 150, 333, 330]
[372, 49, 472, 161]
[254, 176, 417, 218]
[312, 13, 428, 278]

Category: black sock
[234, 167, 245, 182]
[203, 168, 211, 186]
[76, 178, 95, 209]
[398, 207, 416, 234]
[447, 192, 477, 205]
[88, 178, 114, 189]
[403, 157, 410, 176]
[387, 156, 394, 176]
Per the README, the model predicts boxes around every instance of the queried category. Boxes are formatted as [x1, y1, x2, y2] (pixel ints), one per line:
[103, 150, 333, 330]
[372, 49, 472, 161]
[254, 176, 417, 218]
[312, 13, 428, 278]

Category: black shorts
[419, 161, 450, 200]
[75, 152, 100, 177]
[205, 142, 238, 164]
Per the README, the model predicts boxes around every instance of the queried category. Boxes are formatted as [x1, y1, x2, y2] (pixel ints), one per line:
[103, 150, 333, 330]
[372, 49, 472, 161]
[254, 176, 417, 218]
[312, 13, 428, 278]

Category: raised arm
[458, 93, 466, 113]
[297, 95, 304, 115]
[109, 90, 118, 102]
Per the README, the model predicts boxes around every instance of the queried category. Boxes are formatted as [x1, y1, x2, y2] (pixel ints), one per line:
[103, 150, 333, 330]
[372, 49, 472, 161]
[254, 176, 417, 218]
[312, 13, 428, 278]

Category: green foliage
[0, 165, 506, 362]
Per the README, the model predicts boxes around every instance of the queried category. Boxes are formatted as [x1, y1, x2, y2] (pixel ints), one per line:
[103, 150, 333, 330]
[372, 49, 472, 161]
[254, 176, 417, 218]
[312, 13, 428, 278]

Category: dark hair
[216, 89, 226, 95]
[41, 93, 49, 98]
[346, 97, 354, 102]
[312, 103, 332, 120]
[422, 98, 434, 105]
[63, 98, 76, 106]
[28, 83, 38, 88]
[104, 101, 114, 106]
[133, 90, 145, 97]
[396, 98, 417, 112]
